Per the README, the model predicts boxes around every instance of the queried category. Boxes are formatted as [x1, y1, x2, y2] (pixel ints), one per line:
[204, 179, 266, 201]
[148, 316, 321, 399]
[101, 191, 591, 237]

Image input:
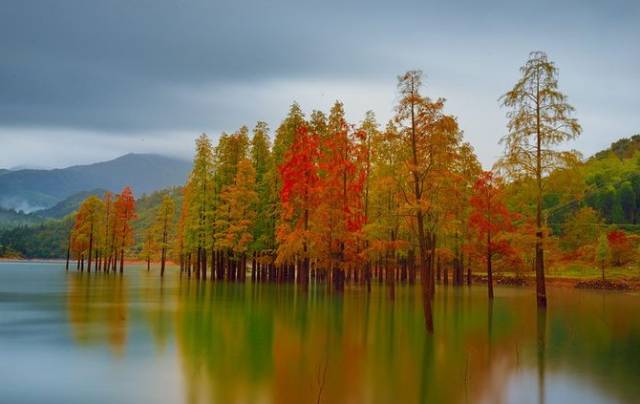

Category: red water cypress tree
[276, 124, 321, 285]
[114, 186, 137, 273]
[317, 104, 367, 290]
[468, 171, 513, 300]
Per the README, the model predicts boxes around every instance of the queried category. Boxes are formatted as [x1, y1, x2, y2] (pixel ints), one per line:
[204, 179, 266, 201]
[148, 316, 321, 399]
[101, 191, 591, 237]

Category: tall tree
[317, 102, 367, 289]
[154, 195, 176, 277]
[185, 134, 215, 279]
[394, 70, 461, 300]
[276, 124, 321, 285]
[468, 171, 513, 300]
[250, 122, 276, 257]
[114, 186, 137, 273]
[215, 159, 258, 280]
[73, 196, 105, 272]
[499, 51, 582, 307]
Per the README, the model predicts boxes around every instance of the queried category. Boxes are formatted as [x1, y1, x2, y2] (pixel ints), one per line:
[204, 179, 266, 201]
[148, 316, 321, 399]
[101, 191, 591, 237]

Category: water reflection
[66, 272, 128, 355]
[59, 268, 640, 403]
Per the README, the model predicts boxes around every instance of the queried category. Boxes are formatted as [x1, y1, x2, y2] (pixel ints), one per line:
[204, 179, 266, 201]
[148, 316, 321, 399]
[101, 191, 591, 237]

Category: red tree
[607, 230, 634, 266]
[317, 115, 367, 290]
[114, 186, 137, 273]
[276, 125, 321, 285]
[468, 171, 513, 300]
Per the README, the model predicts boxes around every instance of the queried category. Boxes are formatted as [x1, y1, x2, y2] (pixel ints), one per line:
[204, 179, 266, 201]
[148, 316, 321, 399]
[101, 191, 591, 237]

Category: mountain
[593, 134, 640, 161]
[0, 154, 191, 213]
[0, 207, 44, 229]
[36, 188, 110, 219]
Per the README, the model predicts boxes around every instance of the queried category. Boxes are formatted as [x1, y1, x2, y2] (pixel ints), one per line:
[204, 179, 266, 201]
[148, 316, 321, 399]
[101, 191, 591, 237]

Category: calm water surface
[0, 261, 638, 404]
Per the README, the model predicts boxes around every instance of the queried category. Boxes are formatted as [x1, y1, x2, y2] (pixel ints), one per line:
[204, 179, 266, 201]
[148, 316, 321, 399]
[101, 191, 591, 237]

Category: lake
[0, 261, 638, 404]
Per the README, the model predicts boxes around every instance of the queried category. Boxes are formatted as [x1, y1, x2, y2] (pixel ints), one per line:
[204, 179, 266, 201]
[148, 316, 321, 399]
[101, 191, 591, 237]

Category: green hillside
[543, 134, 640, 234]
[0, 187, 183, 258]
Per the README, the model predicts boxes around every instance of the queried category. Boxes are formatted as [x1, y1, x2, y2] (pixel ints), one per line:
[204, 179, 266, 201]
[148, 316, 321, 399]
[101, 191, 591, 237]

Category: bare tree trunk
[65, 233, 71, 271]
[87, 224, 94, 273]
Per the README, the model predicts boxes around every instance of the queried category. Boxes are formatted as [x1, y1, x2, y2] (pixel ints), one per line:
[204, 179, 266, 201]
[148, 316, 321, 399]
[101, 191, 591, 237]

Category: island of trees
[4, 51, 640, 319]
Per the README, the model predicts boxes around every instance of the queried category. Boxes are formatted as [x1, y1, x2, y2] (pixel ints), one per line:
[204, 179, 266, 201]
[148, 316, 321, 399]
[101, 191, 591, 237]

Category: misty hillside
[36, 189, 110, 219]
[0, 154, 191, 212]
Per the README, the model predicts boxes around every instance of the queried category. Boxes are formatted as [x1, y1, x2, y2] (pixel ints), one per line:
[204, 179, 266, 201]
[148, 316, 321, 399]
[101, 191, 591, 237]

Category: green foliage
[0, 215, 74, 258]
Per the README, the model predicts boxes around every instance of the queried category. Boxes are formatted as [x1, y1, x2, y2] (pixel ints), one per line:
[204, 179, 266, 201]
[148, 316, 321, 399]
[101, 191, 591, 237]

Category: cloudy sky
[1, 0, 638, 169]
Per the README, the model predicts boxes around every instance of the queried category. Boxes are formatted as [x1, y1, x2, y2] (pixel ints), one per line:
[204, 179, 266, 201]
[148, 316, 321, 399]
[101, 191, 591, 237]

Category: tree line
[67, 51, 599, 311]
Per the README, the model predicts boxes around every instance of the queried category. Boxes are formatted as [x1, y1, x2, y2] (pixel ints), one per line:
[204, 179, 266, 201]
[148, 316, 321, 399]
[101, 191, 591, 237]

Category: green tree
[154, 195, 175, 276]
[561, 207, 601, 251]
[185, 134, 215, 279]
[250, 122, 276, 254]
[618, 181, 636, 223]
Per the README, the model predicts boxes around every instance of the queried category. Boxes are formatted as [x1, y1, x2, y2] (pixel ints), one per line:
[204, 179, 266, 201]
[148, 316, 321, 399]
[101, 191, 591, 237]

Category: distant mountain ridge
[0, 153, 191, 213]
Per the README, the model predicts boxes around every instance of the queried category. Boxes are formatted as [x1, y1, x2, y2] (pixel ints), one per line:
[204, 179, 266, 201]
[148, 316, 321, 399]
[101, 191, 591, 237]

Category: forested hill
[0, 154, 191, 213]
[592, 134, 640, 161]
[545, 134, 640, 232]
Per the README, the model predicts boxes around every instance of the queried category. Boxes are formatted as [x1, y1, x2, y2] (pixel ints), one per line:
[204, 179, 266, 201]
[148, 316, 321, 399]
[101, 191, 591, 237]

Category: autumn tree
[102, 192, 116, 273]
[154, 195, 175, 276]
[359, 111, 379, 289]
[276, 124, 321, 285]
[316, 102, 367, 290]
[73, 196, 105, 272]
[114, 186, 136, 273]
[499, 51, 582, 307]
[213, 128, 250, 280]
[607, 229, 635, 267]
[365, 120, 407, 289]
[140, 227, 156, 271]
[394, 70, 461, 300]
[215, 159, 258, 280]
[468, 171, 513, 300]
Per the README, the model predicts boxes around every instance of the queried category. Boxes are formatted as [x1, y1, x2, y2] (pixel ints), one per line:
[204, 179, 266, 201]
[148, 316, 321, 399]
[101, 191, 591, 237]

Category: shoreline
[471, 274, 640, 291]
[2, 258, 639, 291]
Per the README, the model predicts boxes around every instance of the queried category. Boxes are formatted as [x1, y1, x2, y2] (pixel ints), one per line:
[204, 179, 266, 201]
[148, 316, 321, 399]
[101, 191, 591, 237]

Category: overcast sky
[1, 0, 638, 169]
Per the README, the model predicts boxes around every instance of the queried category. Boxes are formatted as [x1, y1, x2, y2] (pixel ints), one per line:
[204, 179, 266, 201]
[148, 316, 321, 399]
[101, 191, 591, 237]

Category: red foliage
[607, 229, 634, 266]
[279, 125, 321, 220]
[468, 171, 514, 261]
[317, 121, 368, 267]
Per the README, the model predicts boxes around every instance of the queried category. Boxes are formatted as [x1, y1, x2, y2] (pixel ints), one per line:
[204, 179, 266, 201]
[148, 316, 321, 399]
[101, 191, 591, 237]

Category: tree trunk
[161, 247, 167, 277]
[65, 234, 71, 271]
[535, 80, 547, 308]
[87, 224, 94, 273]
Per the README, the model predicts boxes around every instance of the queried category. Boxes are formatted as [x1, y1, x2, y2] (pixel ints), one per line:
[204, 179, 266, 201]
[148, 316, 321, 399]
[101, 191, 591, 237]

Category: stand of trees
[59, 52, 640, 316]
[68, 187, 137, 273]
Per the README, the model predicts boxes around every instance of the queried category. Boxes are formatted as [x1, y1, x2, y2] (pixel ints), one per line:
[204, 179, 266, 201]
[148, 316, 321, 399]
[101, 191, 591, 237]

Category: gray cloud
[1, 0, 639, 167]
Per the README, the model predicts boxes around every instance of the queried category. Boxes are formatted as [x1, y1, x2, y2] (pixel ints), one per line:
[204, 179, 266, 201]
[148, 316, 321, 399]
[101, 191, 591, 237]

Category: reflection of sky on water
[502, 371, 616, 404]
[0, 261, 638, 403]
